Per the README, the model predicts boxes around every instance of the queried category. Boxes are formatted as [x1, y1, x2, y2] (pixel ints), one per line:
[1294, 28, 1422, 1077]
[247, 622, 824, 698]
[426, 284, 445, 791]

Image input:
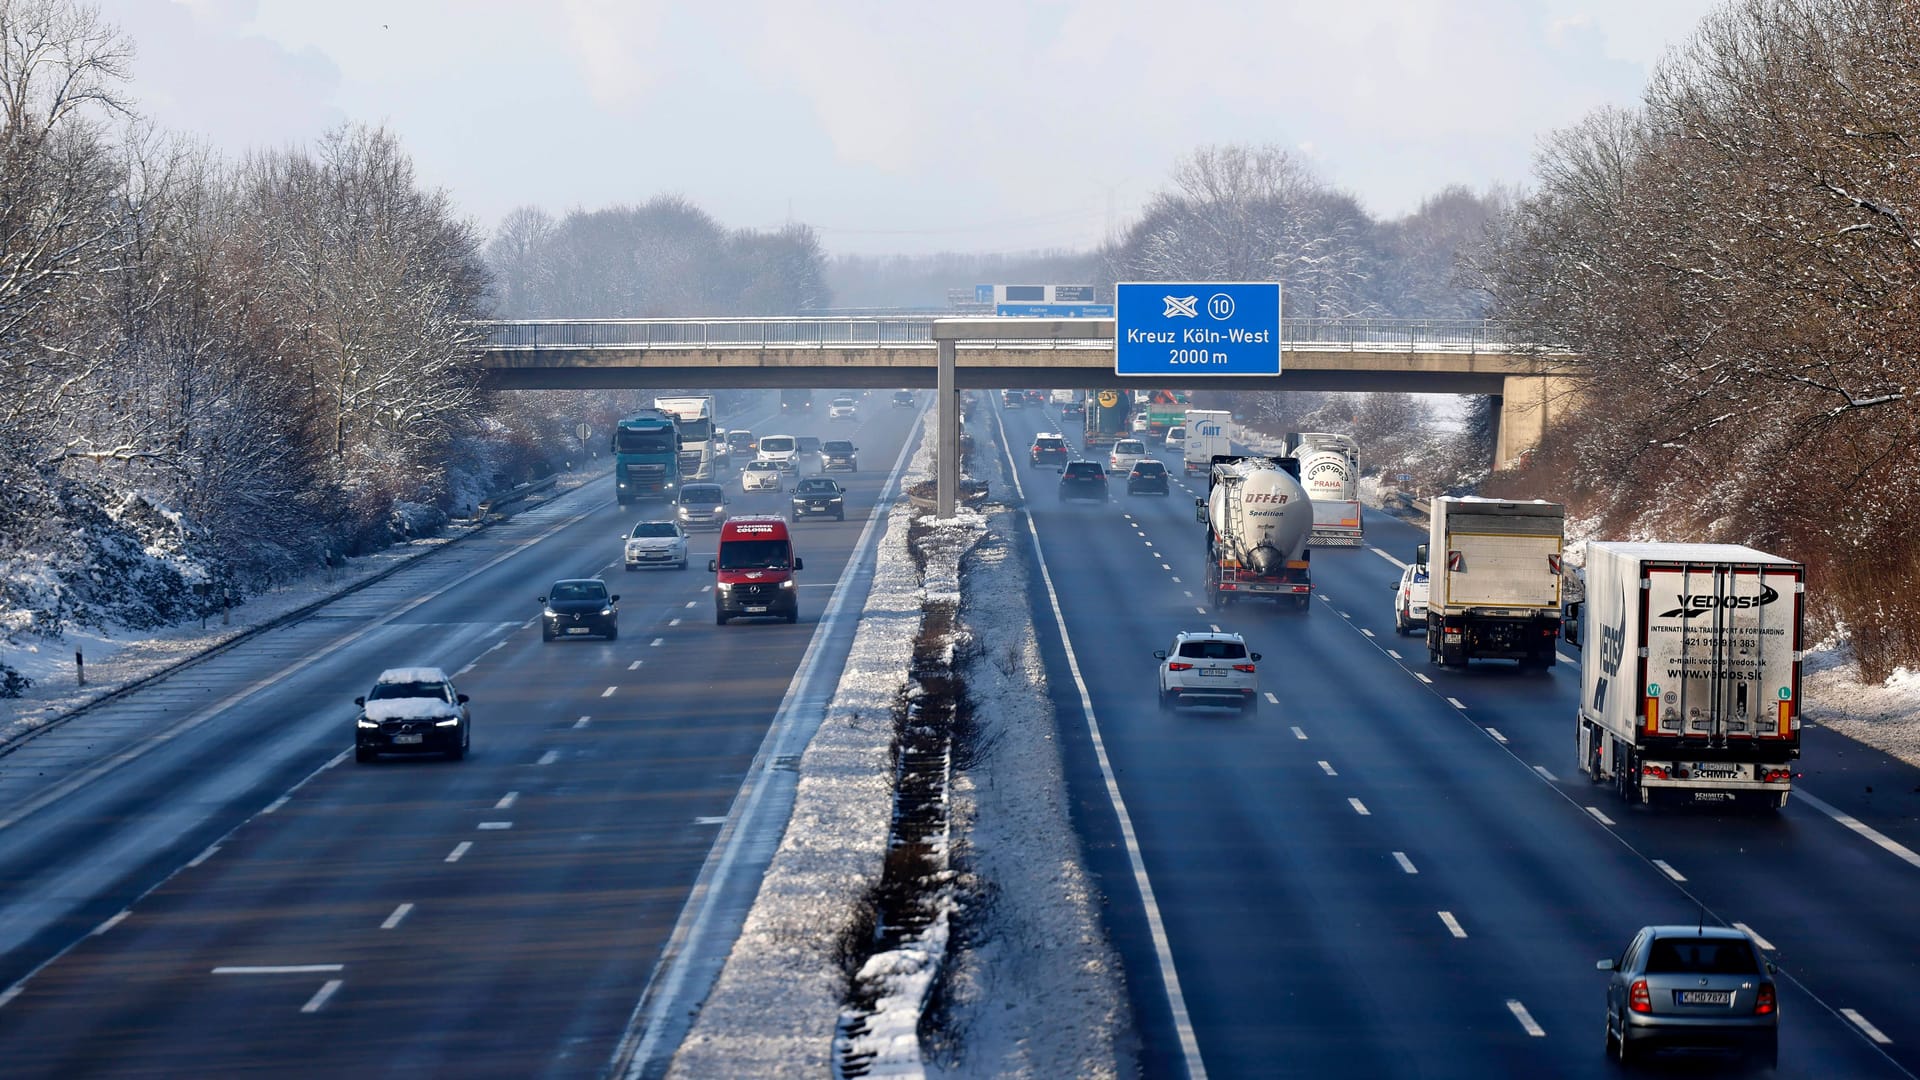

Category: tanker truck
[1195, 455, 1315, 610]
[1289, 432, 1364, 547]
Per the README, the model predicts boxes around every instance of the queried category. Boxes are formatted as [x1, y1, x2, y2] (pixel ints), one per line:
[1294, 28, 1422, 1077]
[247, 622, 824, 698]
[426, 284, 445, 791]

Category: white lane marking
[1194, 606, 1207, 614]
[1264, 692, 1279, 704]
[694, 816, 726, 826]
[0, 985, 22, 1009]
[1361, 629, 1374, 638]
[1348, 798, 1371, 816]
[1160, 564, 1171, 571]
[1732, 922, 1775, 951]
[1209, 624, 1221, 632]
[702, 585, 712, 593]
[489, 640, 509, 652]
[187, 844, 221, 868]
[1842, 1008, 1892, 1045]
[91, 911, 130, 936]
[601, 687, 617, 698]
[1652, 859, 1686, 882]
[494, 791, 519, 810]
[1796, 790, 1920, 872]
[684, 601, 697, 609]
[1557, 652, 1577, 665]
[1438, 911, 1467, 938]
[320, 748, 349, 771]
[445, 842, 472, 863]
[301, 979, 344, 1014]
[1506, 999, 1545, 1037]
[1486, 728, 1508, 744]
[477, 821, 512, 831]
[454, 662, 476, 677]
[1532, 765, 1558, 782]
[628, 660, 643, 670]
[994, 409, 1210, 1080]
[1339, 611, 1351, 619]
[1171, 576, 1181, 583]
[1144, 541, 1154, 549]
[522, 618, 537, 628]
[1291, 727, 1308, 741]
[650, 637, 665, 647]
[213, 965, 344, 975]
[380, 903, 414, 930]
[1319, 761, 1338, 776]
[669, 618, 682, 627]
[574, 715, 592, 729]
[537, 750, 559, 766]
[1386, 649, 1401, 660]
[262, 795, 289, 815]
[1414, 673, 1432, 684]
[1446, 697, 1466, 709]
[1371, 547, 1408, 569]
[1586, 806, 1616, 826]
[1392, 851, 1418, 874]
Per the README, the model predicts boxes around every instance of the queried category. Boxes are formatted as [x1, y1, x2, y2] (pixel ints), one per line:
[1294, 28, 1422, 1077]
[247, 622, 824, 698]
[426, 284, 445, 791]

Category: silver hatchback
[1598, 925, 1777, 1068]
[1155, 631, 1261, 712]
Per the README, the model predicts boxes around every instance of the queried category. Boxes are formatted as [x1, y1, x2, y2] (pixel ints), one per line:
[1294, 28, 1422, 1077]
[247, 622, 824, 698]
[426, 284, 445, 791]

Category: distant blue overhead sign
[1115, 281, 1281, 377]
[996, 303, 1114, 318]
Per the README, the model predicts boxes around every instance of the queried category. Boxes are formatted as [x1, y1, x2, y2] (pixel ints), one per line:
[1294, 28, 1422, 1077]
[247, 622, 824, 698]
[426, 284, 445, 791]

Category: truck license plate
[393, 734, 423, 745]
[1677, 990, 1731, 1005]
[1444, 632, 1463, 643]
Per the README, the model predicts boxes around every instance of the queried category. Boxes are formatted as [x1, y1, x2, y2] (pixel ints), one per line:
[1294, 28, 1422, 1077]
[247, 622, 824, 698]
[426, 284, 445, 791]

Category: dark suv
[1127, 459, 1170, 495]
[791, 477, 846, 520]
[821, 440, 858, 472]
[540, 578, 619, 641]
[1057, 460, 1110, 503]
[354, 667, 470, 762]
[1030, 433, 1072, 468]
[892, 390, 915, 408]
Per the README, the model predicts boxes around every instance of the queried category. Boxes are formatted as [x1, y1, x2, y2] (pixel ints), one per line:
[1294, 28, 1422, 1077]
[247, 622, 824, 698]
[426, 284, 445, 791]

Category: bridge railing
[478, 316, 1527, 354]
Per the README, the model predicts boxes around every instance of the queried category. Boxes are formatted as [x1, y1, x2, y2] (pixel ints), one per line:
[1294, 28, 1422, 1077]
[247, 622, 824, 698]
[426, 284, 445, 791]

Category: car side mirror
[354, 696, 366, 706]
[794, 557, 805, 571]
[456, 694, 469, 704]
[1595, 959, 1616, 971]
[1056, 468, 1064, 474]
[1153, 650, 1167, 660]
[609, 595, 620, 603]
[537, 596, 546, 604]
[1415, 543, 1428, 567]
[708, 559, 718, 572]
[1251, 653, 1262, 662]
[1766, 960, 1776, 973]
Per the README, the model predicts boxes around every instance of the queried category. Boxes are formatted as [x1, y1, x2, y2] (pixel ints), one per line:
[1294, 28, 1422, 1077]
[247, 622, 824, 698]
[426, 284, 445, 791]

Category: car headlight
[435, 717, 461, 727]
[357, 717, 378, 729]
[543, 607, 558, 617]
[717, 582, 732, 593]
[780, 579, 796, 590]
[678, 506, 691, 517]
[600, 607, 613, 615]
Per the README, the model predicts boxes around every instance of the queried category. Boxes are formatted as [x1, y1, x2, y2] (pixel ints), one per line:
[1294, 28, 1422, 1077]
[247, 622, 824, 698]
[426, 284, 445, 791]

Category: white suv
[1155, 631, 1261, 712]
[829, 397, 858, 421]
[1109, 438, 1148, 476]
[1392, 561, 1430, 635]
[756, 434, 799, 472]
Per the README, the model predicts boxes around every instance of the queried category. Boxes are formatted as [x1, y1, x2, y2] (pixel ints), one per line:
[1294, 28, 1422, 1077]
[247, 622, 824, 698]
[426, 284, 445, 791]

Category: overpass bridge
[474, 317, 1581, 514]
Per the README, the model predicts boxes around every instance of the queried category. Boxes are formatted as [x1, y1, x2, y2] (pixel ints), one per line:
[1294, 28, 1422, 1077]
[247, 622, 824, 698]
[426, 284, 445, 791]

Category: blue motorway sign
[1115, 281, 1281, 377]
[996, 303, 1115, 318]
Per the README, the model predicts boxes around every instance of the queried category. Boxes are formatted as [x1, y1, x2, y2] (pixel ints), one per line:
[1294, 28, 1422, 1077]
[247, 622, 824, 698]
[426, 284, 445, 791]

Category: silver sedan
[1598, 925, 1777, 1068]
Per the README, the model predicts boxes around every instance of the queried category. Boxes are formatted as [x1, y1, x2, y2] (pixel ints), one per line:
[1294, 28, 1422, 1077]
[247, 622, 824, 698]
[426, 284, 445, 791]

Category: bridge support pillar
[936, 338, 958, 517]
[1493, 372, 1581, 471]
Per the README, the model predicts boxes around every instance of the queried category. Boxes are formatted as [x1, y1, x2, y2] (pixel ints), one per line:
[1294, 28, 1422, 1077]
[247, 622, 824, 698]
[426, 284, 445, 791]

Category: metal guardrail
[477, 317, 1535, 355]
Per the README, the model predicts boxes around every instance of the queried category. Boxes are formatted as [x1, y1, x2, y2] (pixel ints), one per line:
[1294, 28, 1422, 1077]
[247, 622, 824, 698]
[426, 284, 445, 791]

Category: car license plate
[567, 627, 590, 634]
[1199, 668, 1228, 677]
[745, 605, 768, 613]
[1677, 990, 1732, 1005]
[393, 733, 423, 745]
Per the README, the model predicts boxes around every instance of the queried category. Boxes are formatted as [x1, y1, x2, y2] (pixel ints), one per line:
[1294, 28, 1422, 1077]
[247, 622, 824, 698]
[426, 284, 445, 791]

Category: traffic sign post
[1115, 281, 1281, 377]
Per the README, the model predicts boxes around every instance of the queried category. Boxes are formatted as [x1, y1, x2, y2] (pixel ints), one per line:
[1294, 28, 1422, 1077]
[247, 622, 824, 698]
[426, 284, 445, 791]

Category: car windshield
[549, 582, 607, 603]
[747, 462, 775, 471]
[832, 398, 854, 407]
[1037, 439, 1064, 449]
[824, 441, 854, 452]
[759, 437, 795, 452]
[796, 480, 838, 493]
[728, 433, 753, 448]
[1644, 938, 1760, 975]
[367, 680, 449, 702]
[719, 539, 791, 570]
[681, 486, 722, 504]
[1116, 441, 1144, 454]
[1178, 640, 1248, 660]
[630, 522, 677, 538]
[1065, 463, 1102, 477]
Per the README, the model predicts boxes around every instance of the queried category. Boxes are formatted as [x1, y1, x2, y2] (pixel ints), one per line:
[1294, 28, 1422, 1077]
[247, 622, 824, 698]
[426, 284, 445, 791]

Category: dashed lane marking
[380, 903, 413, 930]
[1386, 649, 1401, 660]
[1732, 922, 1775, 951]
[445, 842, 472, 863]
[1319, 761, 1337, 776]
[301, 979, 344, 1014]
[1171, 576, 1181, 583]
[1506, 1000, 1545, 1037]
[694, 816, 726, 826]
[1652, 859, 1686, 882]
[1161, 564, 1171, 571]
[477, 821, 512, 831]
[1414, 673, 1432, 684]
[1195, 607, 1207, 614]
[489, 640, 509, 652]
[574, 716, 591, 729]
[628, 660, 643, 670]
[187, 844, 220, 868]
[1371, 547, 1408, 569]
[1486, 728, 1508, 744]
[1586, 806, 1615, 826]
[1392, 851, 1417, 874]
[1265, 693, 1279, 704]
[454, 662, 475, 677]
[1532, 765, 1558, 782]
[1348, 798, 1371, 816]
[1210, 624, 1221, 632]
[1842, 1009, 1892, 1045]
[1339, 611, 1351, 619]
[1361, 629, 1374, 638]
[1446, 697, 1467, 709]
[1438, 911, 1467, 938]
[494, 792, 518, 810]
[601, 687, 617, 698]
[669, 618, 682, 627]
[91, 911, 130, 937]
[537, 750, 559, 766]
[685, 601, 697, 609]
[1291, 727, 1309, 741]
[650, 637, 665, 647]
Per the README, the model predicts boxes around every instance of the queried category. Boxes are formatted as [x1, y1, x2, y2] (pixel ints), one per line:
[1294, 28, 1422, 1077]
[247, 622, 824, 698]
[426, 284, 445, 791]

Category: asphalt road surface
[995, 400, 1920, 1080]
[0, 389, 920, 1078]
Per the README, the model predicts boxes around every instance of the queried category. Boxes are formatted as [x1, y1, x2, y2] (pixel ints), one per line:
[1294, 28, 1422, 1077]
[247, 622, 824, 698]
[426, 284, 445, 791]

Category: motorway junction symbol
[1116, 282, 1281, 377]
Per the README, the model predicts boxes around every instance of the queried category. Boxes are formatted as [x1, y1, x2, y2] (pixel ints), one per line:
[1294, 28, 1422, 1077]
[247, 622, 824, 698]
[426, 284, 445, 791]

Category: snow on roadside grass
[1804, 635, 1920, 770]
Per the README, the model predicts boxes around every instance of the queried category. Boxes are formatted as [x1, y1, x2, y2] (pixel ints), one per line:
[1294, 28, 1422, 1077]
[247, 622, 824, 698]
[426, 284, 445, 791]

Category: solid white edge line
[1438, 911, 1466, 938]
[300, 978, 344, 1014]
[996, 406, 1210, 1080]
[213, 964, 344, 975]
[614, 405, 924, 1079]
[91, 910, 130, 936]
[261, 795, 288, 815]
[380, 903, 414, 930]
[1796, 789, 1920, 872]
[1731, 922, 1775, 952]
[1506, 999, 1546, 1037]
[186, 844, 221, 868]
[1841, 1008, 1893, 1044]
[1392, 851, 1417, 874]
[1652, 859, 1686, 882]
[1585, 806, 1616, 826]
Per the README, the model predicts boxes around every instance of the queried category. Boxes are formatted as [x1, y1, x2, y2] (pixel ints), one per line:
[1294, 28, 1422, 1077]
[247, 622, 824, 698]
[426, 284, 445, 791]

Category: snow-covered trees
[1481, 0, 1920, 679]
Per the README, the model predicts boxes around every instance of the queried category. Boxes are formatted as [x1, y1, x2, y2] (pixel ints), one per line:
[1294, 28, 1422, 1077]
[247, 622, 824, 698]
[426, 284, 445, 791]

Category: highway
[0, 389, 920, 1077]
[993, 401, 1920, 1080]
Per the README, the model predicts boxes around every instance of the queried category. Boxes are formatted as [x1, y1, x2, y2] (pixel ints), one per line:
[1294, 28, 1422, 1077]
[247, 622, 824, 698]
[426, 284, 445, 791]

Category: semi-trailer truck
[1197, 455, 1314, 610]
[1290, 432, 1364, 547]
[654, 395, 718, 480]
[1577, 542, 1804, 809]
[1422, 497, 1564, 668]
[1083, 389, 1131, 449]
[612, 410, 681, 505]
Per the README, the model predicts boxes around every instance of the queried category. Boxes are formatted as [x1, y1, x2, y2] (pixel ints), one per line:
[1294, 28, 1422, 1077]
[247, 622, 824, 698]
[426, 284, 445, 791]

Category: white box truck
[1421, 497, 1564, 668]
[1182, 409, 1232, 475]
[1576, 543, 1803, 809]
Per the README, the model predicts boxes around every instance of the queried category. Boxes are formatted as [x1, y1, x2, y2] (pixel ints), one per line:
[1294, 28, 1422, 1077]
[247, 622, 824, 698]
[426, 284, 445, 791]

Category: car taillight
[1629, 979, 1651, 1014]
[1755, 982, 1775, 1015]
[1232, 663, 1256, 673]
[1641, 764, 1669, 780]
[1167, 662, 1193, 671]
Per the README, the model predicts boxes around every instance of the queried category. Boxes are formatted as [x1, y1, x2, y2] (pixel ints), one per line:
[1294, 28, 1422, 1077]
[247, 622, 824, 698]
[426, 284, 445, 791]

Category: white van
[755, 434, 799, 472]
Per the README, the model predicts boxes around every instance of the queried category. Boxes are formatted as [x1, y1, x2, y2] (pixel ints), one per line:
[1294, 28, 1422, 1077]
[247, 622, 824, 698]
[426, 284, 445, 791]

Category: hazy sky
[98, 0, 1724, 255]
